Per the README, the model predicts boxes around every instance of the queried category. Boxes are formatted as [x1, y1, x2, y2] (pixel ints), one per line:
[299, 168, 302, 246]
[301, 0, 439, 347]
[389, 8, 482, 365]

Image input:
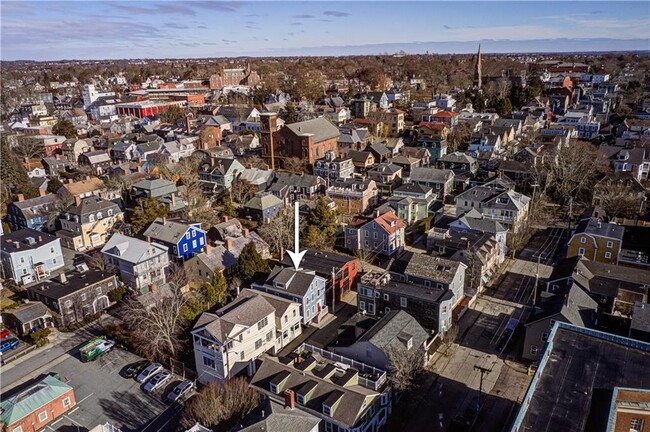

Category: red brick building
[261, 114, 340, 168]
[114, 100, 185, 118]
[209, 64, 260, 89]
[1, 375, 76, 432]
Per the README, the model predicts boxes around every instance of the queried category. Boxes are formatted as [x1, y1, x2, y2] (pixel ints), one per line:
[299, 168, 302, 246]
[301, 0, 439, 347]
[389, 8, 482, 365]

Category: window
[38, 411, 48, 422]
[108, 209, 113, 216]
[530, 345, 538, 356]
[375, 291, 380, 298]
[442, 305, 447, 314]
[605, 252, 612, 259]
[192, 230, 196, 237]
[325, 422, 333, 432]
[400, 297, 407, 307]
[578, 247, 585, 256]
[542, 332, 549, 342]
[385, 307, 391, 313]
[240, 351, 245, 360]
[97, 212, 103, 219]
[266, 331, 273, 342]
[13, 427, 23, 432]
[297, 394, 305, 404]
[65, 300, 72, 308]
[606, 241, 613, 248]
[270, 383, 278, 393]
[360, 300, 366, 311]
[50, 247, 55, 253]
[192, 240, 197, 248]
[63, 397, 71, 408]
[255, 339, 263, 350]
[203, 356, 216, 369]
[185, 233, 191, 240]
[89, 214, 95, 222]
[258, 317, 268, 330]
[80, 293, 86, 301]
[199, 237, 204, 245]
[630, 418, 644, 432]
[96, 287, 102, 294]
[580, 237, 586, 244]
[183, 244, 188, 252]
[384, 294, 389, 301]
[323, 405, 332, 416]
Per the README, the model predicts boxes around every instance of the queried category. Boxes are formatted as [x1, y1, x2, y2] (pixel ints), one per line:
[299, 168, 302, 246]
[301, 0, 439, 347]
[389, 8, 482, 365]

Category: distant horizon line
[3, 37, 649, 62]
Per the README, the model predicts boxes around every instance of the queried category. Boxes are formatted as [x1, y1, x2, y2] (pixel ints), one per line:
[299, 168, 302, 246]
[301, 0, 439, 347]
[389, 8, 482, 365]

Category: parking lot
[30, 348, 186, 432]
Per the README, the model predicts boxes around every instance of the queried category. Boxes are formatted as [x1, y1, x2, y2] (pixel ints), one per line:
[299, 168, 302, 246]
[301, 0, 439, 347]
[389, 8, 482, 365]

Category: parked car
[124, 361, 149, 379]
[143, 371, 172, 393]
[136, 363, 163, 383]
[0, 329, 11, 340]
[166, 379, 194, 403]
[0, 338, 20, 354]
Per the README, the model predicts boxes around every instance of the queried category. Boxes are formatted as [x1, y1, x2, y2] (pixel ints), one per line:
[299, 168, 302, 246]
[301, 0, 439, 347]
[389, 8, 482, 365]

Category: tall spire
[474, 44, 482, 89]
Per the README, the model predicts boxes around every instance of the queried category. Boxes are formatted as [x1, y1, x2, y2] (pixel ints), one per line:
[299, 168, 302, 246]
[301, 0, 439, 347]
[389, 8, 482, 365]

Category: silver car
[166, 379, 194, 403]
[135, 363, 162, 383]
[143, 371, 172, 393]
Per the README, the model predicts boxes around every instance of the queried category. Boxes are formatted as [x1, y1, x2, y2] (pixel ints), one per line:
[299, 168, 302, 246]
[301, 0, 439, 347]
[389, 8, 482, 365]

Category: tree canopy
[235, 243, 270, 285]
[131, 198, 169, 234]
[52, 119, 77, 138]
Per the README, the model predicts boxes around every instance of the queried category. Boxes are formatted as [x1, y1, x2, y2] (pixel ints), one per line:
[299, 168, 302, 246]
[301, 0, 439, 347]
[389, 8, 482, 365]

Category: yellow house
[56, 196, 124, 252]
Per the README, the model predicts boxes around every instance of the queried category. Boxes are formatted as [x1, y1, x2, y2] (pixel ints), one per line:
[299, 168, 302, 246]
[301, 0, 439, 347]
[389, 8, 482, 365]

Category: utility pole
[474, 363, 492, 413]
[533, 255, 540, 307]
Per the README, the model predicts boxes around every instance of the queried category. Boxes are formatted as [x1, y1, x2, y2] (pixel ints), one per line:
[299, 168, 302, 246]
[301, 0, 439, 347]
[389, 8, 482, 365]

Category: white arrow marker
[286, 201, 306, 271]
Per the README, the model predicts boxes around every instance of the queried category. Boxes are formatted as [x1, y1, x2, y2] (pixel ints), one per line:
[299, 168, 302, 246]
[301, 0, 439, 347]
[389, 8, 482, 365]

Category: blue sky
[1, 1, 648, 60]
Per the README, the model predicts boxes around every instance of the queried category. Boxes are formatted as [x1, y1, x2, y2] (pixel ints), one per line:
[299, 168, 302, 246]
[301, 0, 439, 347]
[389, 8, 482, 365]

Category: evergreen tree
[200, 271, 228, 309]
[235, 243, 270, 285]
[1, 137, 38, 211]
[47, 177, 64, 194]
[306, 197, 339, 249]
[131, 198, 169, 233]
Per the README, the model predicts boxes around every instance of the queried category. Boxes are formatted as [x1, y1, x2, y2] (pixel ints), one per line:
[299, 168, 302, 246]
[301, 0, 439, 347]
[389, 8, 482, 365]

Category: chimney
[204, 244, 212, 254]
[185, 115, 192, 135]
[171, 193, 176, 208]
[98, 192, 105, 199]
[59, 273, 67, 284]
[284, 390, 295, 409]
[38, 235, 42, 242]
[162, 217, 167, 224]
[55, 154, 61, 160]
[225, 239, 233, 251]
[17, 194, 25, 202]
[280, 247, 285, 261]
[14, 241, 20, 249]
[39, 189, 46, 197]
[85, 175, 91, 181]
[68, 178, 74, 184]
[223, 215, 229, 222]
[243, 228, 249, 238]
[146, 236, 151, 243]
[74, 196, 81, 206]
[150, 283, 158, 293]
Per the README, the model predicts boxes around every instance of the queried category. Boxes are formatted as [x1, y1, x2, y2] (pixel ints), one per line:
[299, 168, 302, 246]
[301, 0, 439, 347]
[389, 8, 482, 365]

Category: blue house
[252, 266, 328, 325]
[6, 193, 59, 233]
[243, 193, 284, 224]
[416, 137, 448, 164]
[143, 217, 206, 261]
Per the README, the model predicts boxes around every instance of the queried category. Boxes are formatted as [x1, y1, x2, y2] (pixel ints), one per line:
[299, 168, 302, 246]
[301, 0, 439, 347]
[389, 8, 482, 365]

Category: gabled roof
[10, 194, 58, 219]
[359, 310, 429, 353]
[101, 233, 168, 264]
[1, 228, 59, 253]
[61, 177, 105, 196]
[408, 167, 454, 183]
[371, 211, 406, 235]
[231, 399, 321, 432]
[143, 218, 200, 245]
[194, 294, 275, 342]
[284, 117, 340, 143]
[261, 266, 320, 297]
[390, 251, 462, 285]
[573, 218, 624, 241]
[244, 193, 283, 210]
[525, 283, 597, 327]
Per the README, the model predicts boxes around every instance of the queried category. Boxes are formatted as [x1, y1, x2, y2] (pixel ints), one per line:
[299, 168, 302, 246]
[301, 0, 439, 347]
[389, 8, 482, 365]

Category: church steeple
[473, 44, 482, 89]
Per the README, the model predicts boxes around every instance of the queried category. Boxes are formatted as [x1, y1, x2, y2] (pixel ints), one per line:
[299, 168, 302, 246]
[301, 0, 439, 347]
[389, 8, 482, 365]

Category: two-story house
[326, 178, 378, 216]
[566, 217, 624, 264]
[449, 209, 508, 257]
[243, 193, 284, 224]
[78, 150, 112, 175]
[101, 233, 170, 294]
[26, 267, 117, 327]
[56, 196, 123, 252]
[143, 218, 206, 261]
[269, 173, 326, 207]
[405, 167, 454, 199]
[455, 179, 531, 233]
[7, 193, 59, 232]
[252, 266, 328, 325]
[358, 252, 466, 334]
[131, 178, 186, 214]
[250, 344, 392, 432]
[379, 183, 434, 224]
[366, 163, 403, 196]
[198, 158, 246, 194]
[313, 151, 355, 183]
[280, 249, 359, 306]
[344, 211, 406, 258]
[192, 289, 302, 383]
[1, 230, 65, 285]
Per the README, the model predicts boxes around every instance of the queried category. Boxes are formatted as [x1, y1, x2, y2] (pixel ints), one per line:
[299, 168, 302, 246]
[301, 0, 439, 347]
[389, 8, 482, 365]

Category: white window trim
[38, 411, 48, 422]
[63, 397, 71, 408]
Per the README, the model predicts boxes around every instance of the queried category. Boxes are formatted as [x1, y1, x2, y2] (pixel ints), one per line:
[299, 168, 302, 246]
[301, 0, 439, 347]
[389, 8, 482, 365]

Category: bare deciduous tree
[546, 141, 601, 204]
[181, 378, 260, 431]
[257, 211, 298, 255]
[593, 182, 642, 219]
[15, 141, 44, 161]
[238, 155, 267, 169]
[387, 347, 426, 395]
[231, 179, 256, 204]
[120, 283, 188, 363]
[283, 157, 307, 174]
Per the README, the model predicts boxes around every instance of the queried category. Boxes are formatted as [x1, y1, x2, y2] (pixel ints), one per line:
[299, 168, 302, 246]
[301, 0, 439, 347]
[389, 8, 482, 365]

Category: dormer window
[270, 383, 278, 393]
[323, 405, 332, 416]
[89, 215, 95, 222]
